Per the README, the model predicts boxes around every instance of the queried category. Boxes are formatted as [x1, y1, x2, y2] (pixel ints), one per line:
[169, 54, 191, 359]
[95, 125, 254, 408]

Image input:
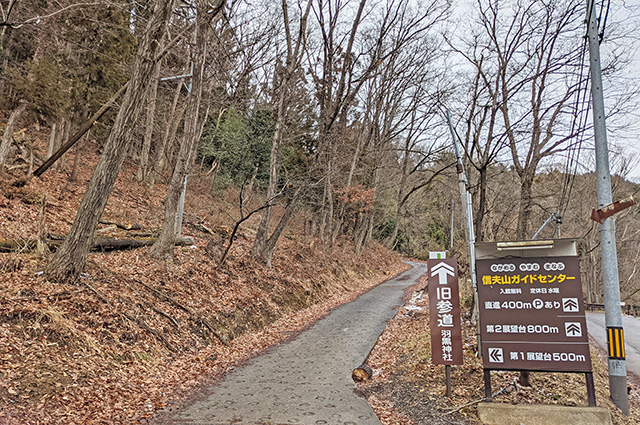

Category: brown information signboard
[428, 258, 463, 365]
[477, 256, 591, 372]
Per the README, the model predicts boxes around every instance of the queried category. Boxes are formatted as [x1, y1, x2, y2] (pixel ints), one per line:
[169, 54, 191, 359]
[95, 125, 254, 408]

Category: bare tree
[136, 63, 161, 182]
[308, 0, 450, 246]
[474, 0, 587, 240]
[150, 0, 225, 260]
[444, 47, 509, 242]
[251, 0, 312, 267]
[458, 0, 584, 240]
[150, 78, 186, 185]
[0, 99, 27, 166]
[44, 0, 174, 282]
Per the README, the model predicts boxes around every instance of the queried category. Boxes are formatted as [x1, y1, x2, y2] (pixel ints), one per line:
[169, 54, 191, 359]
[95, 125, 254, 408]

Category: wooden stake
[36, 195, 48, 256]
[445, 365, 452, 398]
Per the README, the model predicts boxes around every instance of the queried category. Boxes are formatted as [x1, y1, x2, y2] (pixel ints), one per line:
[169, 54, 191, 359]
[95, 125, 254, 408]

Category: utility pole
[586, 0, 629, 414]
[450, 198, 455, 250]
[446, 111, 479, 325]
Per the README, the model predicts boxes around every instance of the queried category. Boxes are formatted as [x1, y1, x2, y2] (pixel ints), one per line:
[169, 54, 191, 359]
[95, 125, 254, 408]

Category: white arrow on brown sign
[431, 262, 455, 284]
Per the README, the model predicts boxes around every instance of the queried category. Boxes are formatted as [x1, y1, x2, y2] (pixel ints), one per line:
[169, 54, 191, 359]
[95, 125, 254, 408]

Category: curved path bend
[158, 261, 427, 425]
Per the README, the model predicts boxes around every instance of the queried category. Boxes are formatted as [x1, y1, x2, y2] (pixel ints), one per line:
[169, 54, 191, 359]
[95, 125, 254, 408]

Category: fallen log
[0, 239, 37, 252]
[95, 224, 119, 235]
[352, 330, 378, 382]
[126, 230, 159, 238]
[188, 221, 215, 235]
[99, 219, 144, 231]
[92, 236, 194, 252]
[0, 236, 194, 253]
[352, 364, 373, 382]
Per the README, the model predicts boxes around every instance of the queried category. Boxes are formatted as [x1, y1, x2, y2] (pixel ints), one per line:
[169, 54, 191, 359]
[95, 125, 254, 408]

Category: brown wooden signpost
[475, 246, 596, 406]
[428, 258, 463, 397]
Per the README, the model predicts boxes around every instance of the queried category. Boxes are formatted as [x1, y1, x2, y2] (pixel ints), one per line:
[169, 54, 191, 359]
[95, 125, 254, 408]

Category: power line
[558, 30, 590, 223]
[599, 0, 611, 42]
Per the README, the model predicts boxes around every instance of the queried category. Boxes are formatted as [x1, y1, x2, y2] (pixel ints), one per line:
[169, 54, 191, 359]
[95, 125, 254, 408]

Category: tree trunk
[254, 193, 300, 268]
[364, 157, 381, 248]
[55, 118, 70, 171]
[332, 124, 368, 244]
[36, 195, 48, 256]
[0, 100, 27, 166]
[137, 62, 161, 182]
[0, 0, 18, 97]
[516, 171, 534, 387]
[44, 0, 174, 283]
[252, 0, 311, 264]
[252, 76, 286, 263]
[354, 210, 369, 256]
[69, 130, 89, 182]
[320, 146, 334, 245]
[151, 81, 184, 185]
[46, 122, 59, 167]
[150, 1, 213, 260]
[475, 166, 488, 242]
[516, 173, 534, 240]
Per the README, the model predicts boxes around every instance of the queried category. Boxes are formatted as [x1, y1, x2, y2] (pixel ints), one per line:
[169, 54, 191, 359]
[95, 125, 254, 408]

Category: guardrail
[586, 303, 640, 316]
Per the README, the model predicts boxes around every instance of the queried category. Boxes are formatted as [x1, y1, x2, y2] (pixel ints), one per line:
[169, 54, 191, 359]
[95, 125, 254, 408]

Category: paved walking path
[158, 261, 427, 425]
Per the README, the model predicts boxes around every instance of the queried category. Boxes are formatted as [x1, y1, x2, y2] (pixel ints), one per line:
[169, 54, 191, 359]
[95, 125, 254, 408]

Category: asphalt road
[586, 312, 640, 377]
[157, 261, 428, 425]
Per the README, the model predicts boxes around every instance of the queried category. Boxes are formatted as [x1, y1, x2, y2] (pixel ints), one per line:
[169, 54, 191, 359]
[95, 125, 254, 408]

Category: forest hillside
[2, 0, 640, 423]
[0, 135, 406, 424]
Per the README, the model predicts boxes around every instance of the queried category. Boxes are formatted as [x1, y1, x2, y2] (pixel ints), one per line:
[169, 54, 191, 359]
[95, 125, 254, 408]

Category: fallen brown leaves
[360, 276, 640, 425]
[0, 140, 406, 424]
[0, 241, 404, 425]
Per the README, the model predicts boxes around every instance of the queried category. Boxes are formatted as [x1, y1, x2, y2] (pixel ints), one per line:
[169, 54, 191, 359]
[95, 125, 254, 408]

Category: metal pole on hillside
[172, 19, 197, 239]
[450, 198, 455, 249]
[176, 174, 187, 238]
[585, 0, 629, 414]
[446, 111, 479, 327]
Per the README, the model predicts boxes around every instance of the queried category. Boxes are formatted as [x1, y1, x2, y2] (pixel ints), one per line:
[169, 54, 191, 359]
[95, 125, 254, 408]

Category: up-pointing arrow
[565, 323, 582, 337]
[565, 300, 577, 309]
[431, 262, 455, 284]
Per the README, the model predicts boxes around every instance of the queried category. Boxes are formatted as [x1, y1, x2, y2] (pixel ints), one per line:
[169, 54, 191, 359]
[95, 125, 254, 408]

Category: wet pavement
[158, 261, 427, 425]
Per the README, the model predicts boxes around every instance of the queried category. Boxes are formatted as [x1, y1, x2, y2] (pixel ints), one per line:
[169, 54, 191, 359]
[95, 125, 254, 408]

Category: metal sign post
[446, 110, 480, 353]
[428, 258, 463, 397]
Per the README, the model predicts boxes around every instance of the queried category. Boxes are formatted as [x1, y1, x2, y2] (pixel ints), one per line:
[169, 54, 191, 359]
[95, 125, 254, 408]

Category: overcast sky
[614, 0, 640, 182]
[450, 0, 640, 183]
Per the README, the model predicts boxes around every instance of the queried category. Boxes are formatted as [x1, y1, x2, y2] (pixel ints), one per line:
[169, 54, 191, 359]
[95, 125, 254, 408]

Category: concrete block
[477, 402, 612, 425]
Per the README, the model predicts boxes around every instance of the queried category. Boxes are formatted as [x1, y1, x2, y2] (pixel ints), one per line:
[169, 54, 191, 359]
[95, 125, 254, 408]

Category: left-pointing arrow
[431, 262, 455, 284]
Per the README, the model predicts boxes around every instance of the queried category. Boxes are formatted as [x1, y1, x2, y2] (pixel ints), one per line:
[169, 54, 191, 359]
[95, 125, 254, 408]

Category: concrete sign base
[477, 403, 612, 425]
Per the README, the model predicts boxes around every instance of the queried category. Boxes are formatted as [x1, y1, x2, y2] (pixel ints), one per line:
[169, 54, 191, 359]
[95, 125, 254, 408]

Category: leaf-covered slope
[0, 139, 405, 424]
